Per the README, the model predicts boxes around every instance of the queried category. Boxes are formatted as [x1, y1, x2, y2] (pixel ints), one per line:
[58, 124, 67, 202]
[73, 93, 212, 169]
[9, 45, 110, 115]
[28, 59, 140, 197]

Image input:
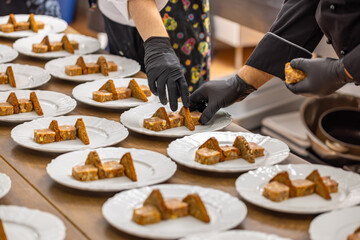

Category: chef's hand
[144, 37, 189, 111]
[286, 58, 353, 97]
[189, 74, 256, 124]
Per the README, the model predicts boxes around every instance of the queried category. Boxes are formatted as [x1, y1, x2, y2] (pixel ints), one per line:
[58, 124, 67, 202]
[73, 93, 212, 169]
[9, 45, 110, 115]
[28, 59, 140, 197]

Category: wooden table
[0, 29, 313, 240]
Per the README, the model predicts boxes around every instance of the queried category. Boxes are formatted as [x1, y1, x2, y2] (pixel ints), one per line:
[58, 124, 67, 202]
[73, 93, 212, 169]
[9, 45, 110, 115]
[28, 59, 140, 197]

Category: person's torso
[316, 0, 360, 58]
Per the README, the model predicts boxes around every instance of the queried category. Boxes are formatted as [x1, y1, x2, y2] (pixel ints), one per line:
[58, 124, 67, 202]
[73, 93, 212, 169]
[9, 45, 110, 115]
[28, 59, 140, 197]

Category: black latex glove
[144, 37, 189, 111]
[189, 74, 256, 124]
[286, 58, 353, 97]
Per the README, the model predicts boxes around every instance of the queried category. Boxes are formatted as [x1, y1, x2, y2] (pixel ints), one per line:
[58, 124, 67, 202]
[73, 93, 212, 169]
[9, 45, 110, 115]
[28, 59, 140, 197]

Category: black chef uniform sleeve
[343, 44, 360, 85]
[246, 0, 324, 80]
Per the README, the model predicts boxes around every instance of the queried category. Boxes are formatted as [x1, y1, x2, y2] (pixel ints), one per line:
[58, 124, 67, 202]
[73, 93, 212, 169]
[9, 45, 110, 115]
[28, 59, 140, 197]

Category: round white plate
[0, 44, 18, 63]
[0, 14, 67, 39]
[167, 132, 289, 173]
[13, 33, 100, 59]
[121, 103, 232, 137]
[0, 205, 65, 240]
[181, 230, 292, 240]
[309, 206, 360, 240]
[47, 147, 177, 192]
[0, 64, 51, 91]
[72, 78, 158, 109]
[235, 164, 360, 214]
[0, 90, 76, 123]
[45, 54, 140, 82]
[102, 184, 247, 239]
[0, 173, 11, 199]
[11, 115, 129, 153]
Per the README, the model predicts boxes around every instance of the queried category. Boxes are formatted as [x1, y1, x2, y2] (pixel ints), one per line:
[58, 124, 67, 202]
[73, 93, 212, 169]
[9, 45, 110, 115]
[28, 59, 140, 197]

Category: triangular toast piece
[269, 170, 296, 197]
[49, 120, 61, 142]
[8, 14, 16, 25]
[128, 79, 148, 102]
[27, 13, 38, 33]
[143, 189, 169, 219]
[75, 118, 90, 145]
[232, 136, 255, 163]
[182, 193, 210, 223]
[85, 151, 103, 169]
[75, 56, 88, 74]
[6, 92, 19, 114]
[199, 137, 225, 161]
[97, 56, 109, 76]
[179, 107, 195, 131]
[152, 107, 170, 128]
[120, 152, 137, 181]
[6, 66, 16, 88]
[99, 79, 117, 100]
[306, 169, 331, 200]
[30, 92, 43, 116]
[61, 35, 74, 54]
[40, 35, 51, 48]
[0, 219, 7, 240]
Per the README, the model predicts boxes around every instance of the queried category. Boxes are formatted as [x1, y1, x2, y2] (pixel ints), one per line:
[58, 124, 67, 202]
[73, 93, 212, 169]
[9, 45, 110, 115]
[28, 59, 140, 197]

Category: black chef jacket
[246, 0, 360, 84]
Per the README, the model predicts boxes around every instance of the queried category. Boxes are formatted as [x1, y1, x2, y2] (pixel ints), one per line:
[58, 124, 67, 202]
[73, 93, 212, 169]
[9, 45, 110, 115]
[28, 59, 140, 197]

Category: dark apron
[103, 0, 211, 93]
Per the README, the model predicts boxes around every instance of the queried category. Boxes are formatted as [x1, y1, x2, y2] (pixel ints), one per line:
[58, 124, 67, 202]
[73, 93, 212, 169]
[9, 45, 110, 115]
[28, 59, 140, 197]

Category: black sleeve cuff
[246, 32, 313, 80]
[343, 44, 360, 85]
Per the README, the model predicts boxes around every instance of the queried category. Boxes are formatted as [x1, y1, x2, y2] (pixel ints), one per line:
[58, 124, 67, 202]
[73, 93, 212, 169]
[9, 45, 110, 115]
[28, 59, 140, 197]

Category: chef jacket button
[326, 39, 332, 44]
[340, 50, 346, 56]
[330, 4, 335, 11]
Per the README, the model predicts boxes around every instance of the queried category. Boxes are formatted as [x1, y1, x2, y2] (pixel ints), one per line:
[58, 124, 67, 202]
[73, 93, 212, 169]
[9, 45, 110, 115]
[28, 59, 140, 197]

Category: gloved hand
[144, 37, 189, 111]
[189, 74, 256, 124]
[285, 58, 353, 97]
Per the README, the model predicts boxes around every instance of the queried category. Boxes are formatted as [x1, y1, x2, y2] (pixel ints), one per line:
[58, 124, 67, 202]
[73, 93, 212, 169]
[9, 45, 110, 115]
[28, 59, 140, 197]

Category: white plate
[0, 64, 51, 91]
[13, 34, 100, 59]
[0, 90, 76, 123]
[0, 173, 11, 199]
[121, 103, 232, 137]
[0, 205, 65, 240]
[235, 164, 360, 214]
[309, 206, 360, 240]
[0, 44, 18, 63]
[0, 14, 67, 39]
[167, 132, 289, 173]
[47, 147, 177, 192]
[102, 184, 247, 239]
[181, 230, 292, 240]
[45, 54, 140, 82]
[72, 78, 158, 109]
[11, 115, 129, 153]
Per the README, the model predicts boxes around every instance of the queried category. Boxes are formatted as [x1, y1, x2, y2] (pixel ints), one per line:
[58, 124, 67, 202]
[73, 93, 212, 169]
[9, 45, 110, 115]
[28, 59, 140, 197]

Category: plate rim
[46, 147, 177, 192]
[120, 102, 232, 138]
[0, 63, 51, 91]
[102, 183, 248, 239]
[0, 44, 18, 63]
[0, 205, 66, 240]
[0, 14, 68, 39]
[309, 205, 360, 240]
[10, 115, 129, 153]
[13, 33, 100, 59]
[0, 89, 77, 122]
[235, 164, 360, 214]
[44, 53, 141, 82]
[0, 173, 11, 199]
[167, 131, 290, 173]
[72, 77, 158, 109]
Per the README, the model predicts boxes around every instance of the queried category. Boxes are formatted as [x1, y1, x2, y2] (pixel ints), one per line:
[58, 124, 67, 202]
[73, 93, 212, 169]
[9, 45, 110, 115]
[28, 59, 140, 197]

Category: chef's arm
[129, 0, 190, 111]
[128, 0, 168, 41]
[246, 0, 323, 83]
[343, 44, 360, 84]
